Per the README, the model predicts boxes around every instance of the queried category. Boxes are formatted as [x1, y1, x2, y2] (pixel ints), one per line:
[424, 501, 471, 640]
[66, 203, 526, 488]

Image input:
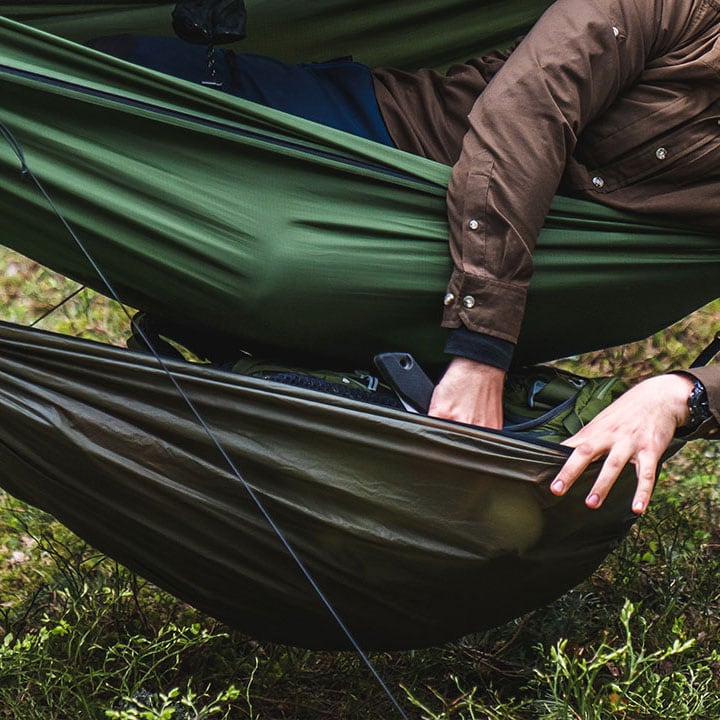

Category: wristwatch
[684, 378, 711, 432]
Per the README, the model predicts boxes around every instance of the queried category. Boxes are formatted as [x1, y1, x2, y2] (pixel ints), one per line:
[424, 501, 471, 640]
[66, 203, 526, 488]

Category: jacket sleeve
[441, 0, 675, 343]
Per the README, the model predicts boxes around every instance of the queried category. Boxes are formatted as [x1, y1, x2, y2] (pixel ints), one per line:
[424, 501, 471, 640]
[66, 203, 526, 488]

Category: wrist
[664, 372, 701, 429]
[633, 374, 692, 429]
[447, 356, 506, 381]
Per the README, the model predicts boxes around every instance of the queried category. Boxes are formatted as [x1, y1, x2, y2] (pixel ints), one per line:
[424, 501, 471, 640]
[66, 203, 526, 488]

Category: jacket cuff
[444, 327, 515, 371]
[440, 268, 528, 344]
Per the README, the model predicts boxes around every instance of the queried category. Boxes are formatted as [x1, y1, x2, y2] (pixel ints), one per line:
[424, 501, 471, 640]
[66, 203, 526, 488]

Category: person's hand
[428, 357, 505, 429]
[550, 374, 694, 514]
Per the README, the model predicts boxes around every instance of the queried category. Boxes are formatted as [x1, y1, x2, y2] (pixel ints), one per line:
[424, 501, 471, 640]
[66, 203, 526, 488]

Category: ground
[0, 248, 718, 719]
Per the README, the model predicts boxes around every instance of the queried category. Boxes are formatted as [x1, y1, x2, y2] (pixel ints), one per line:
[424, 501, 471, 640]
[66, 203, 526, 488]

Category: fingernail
[586, 493, 600, 508]
[633, 500, 645, 514]
[551, 480, 564, 494]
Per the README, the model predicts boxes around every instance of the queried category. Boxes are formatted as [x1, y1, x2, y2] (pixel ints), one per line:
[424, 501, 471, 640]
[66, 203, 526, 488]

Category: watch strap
[685, 378, 711, 432]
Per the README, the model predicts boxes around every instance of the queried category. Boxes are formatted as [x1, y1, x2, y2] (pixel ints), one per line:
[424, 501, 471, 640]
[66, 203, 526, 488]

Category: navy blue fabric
[87, 35, 395, 147]
[227, 53, 394, 146]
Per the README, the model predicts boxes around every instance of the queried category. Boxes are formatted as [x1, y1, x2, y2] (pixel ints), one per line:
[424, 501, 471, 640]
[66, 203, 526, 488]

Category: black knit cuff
[444, 327, 515, 371]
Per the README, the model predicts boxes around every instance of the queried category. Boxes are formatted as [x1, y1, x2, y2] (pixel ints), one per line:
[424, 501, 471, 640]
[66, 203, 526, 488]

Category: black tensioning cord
[0, 118, 411, 720]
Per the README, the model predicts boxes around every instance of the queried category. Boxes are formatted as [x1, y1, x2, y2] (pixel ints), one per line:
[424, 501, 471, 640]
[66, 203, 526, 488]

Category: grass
[0, 247, 718, 718]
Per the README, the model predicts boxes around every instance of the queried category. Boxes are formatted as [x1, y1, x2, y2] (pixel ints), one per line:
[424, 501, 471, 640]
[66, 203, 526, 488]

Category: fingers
[549, 375, 684, 513]
[551, 440, 660, 514]
[550, 440, 598, 497]
[585, 447, 659, 513]
[629, 449, 660, 514]
[582, 442, 635, 510]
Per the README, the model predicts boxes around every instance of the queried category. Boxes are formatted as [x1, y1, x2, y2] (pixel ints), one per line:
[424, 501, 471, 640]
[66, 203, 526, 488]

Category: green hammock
[0, 1, 716, 650]
[0, 322, 642, 650]
[1, 2, 718, 367]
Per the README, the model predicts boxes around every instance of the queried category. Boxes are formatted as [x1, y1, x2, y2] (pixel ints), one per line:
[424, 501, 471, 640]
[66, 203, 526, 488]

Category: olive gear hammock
[1, 2, 719, 368]
[0, 321, 645, 650]
[0, 0, 716, 650]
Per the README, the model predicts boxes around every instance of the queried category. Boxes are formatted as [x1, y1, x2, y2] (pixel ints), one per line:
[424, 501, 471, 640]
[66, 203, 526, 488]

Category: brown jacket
[373, 0, 720, 425]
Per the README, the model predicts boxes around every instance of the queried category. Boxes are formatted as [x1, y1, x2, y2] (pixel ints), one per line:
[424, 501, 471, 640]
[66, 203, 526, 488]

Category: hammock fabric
[1, 2, 719, 368]
[0, 1, 715, 649]
[0, 322, 643, 650]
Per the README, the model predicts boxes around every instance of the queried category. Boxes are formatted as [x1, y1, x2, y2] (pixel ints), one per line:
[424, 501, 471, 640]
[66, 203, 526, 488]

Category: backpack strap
[690, 332, 720, 369]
